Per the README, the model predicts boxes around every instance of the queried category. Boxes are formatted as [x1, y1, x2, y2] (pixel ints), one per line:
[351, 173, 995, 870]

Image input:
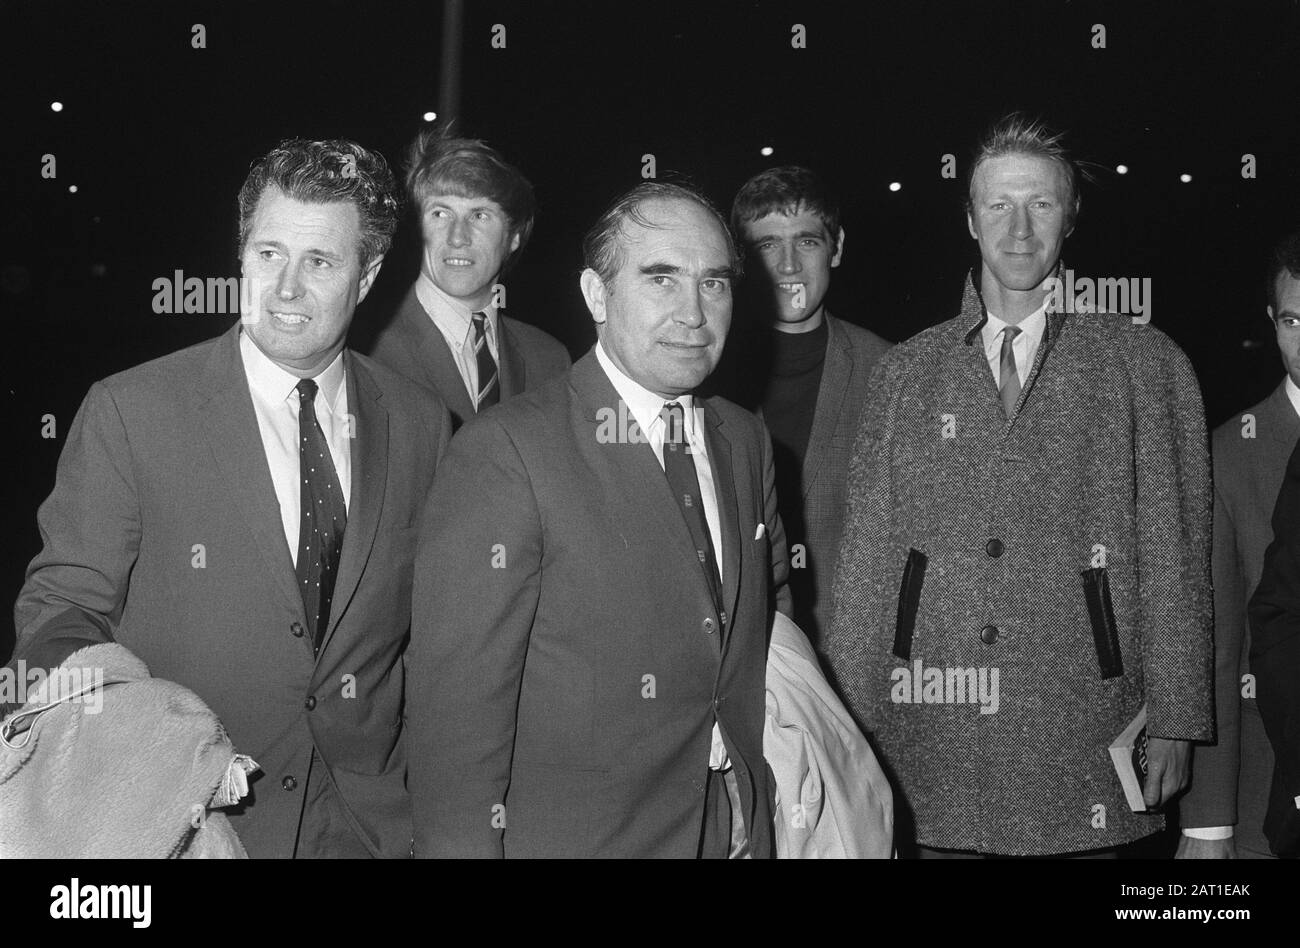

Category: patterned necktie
[660, 402, 724, 626]
[472, 312, 500, 410]
[998, 325, 1022, 417]
[295, 378, 348, 654]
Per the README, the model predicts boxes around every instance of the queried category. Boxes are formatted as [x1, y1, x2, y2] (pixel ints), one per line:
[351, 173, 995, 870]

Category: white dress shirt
[239, 330, 351, 567]
[981, 304, 1048, 389]
[415, 271, 500, 404]
[594, 342, 730, 770]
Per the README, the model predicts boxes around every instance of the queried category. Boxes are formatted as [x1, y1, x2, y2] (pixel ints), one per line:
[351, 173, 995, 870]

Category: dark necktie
[295, 378, 348, 654]
[661, 402, 724, 625]
[998, 325, 1022, 417]
[472, 312, 500, 410]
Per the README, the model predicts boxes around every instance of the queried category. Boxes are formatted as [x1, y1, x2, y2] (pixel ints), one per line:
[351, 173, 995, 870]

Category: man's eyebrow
[702, 266, 737, 280]
[249, 239, 344, 261]
[639, 263, 684, 276]
[1275, 308, 1300, 320]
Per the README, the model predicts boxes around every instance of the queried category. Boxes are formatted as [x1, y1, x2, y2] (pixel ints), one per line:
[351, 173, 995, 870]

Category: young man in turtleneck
[728, 166, 892, 651]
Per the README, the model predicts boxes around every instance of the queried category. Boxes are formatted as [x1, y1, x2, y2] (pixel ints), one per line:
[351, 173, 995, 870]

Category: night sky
[4, 0, 1300, 658]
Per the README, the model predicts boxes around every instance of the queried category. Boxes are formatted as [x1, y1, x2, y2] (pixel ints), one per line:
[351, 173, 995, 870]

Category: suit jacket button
[979, 624, 1000, 645]
[702, 617, 716, 634]
[282, 775, 297, 791]
[986, 538, 1004, 557]
[290, 622, 305, 637]
[304, 695, 317, 710]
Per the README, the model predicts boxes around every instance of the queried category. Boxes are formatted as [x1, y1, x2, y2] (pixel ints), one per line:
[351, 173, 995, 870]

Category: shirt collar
[594, 340, 697, 441]
[415, 270, 498, 345]
[982, 302, 1049, 356]
[239, 328, 346, 410]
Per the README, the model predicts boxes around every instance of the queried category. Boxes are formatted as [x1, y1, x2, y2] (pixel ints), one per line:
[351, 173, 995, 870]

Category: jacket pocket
[893, 548, 927, 660]
[1081, 566, 1124, 679]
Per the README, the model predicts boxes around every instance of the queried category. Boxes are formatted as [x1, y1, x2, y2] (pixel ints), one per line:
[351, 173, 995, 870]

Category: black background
[4, 0, 1300, 666]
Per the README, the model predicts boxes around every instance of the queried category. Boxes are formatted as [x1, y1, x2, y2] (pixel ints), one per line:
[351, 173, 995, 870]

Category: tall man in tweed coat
[825, 115, 1213, 857]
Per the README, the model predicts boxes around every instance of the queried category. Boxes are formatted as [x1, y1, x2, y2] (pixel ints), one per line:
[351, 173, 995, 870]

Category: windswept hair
[966, 113, 1082, 227]
[404, 125, 536, 273]
[1268, 230, 1300, 313]
[583, 180, 741, 288]
[237, 138, 401, 267]
[730, 165, 842, 244]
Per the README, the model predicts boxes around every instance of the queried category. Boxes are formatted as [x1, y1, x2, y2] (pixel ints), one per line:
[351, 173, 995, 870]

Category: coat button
[979, 624, 1000, 645]
[282, 775, 297, 791]
[290, 622, 305, 637]
[702, 617, 716, 634]
[986, 538, 1004, 557]
[304, 695, 316, 710]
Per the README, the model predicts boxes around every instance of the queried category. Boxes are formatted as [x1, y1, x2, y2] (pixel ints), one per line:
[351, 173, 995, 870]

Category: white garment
[239, 331, 351, 568]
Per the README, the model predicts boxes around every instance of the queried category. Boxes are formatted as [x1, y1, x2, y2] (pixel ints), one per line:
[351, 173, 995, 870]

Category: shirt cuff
[1181, 826, 1234, 840]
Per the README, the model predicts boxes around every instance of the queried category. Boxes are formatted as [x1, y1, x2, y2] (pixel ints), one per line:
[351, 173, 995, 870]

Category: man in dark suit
[1246, 234, 1300, 857]
[364, 128, 569, 428]
[1181, 232, 1300, 858]
[726, 166, 891, 649]
[8, 139, 452, 858]
[407, 181, 792, 858]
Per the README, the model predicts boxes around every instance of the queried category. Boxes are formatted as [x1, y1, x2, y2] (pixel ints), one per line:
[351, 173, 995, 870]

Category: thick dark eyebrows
[1274, 308, 1300, 321]
[638, 262, 736, 280]
[249, 239, 344, 262]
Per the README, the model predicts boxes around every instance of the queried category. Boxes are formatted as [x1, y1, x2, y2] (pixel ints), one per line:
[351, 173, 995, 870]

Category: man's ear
[357, 254, 385, 305]
[510, 230, 522, 254]
[580, 268, 608, 324]
[1267, 305, 1276, 323]
[966, 209, 979, 241]
[831, 227, 846, 268]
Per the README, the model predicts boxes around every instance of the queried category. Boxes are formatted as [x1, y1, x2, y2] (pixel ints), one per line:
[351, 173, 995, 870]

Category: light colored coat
[826, 275, 1213, 855]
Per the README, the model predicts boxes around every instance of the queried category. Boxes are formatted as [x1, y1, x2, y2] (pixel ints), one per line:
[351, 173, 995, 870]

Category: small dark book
[1109, 704, 1149, 812]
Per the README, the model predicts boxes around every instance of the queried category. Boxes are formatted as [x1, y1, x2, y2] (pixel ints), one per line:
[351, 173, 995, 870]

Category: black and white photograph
[2, 0, 1296, 928]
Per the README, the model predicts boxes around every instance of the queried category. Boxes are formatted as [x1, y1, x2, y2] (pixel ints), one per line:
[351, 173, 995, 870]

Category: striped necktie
[472, 311, 500, 410]
[998, 325, 1022, 417]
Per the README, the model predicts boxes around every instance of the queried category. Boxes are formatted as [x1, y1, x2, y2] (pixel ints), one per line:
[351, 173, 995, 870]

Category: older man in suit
[8, 139, 451, 858]
[407, 181, 791, 858]
[725, 166, 891, 649]
[826, 114, 1213, 857]
[364, 128, 569, 428]
[1180, 232, 1300, 859]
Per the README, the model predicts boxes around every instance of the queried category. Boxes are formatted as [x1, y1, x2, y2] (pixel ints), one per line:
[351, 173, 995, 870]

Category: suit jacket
[1247, 419, 1300, 856]
[364, 284, 570, 429]
[12, 323, 451, 858]
[826, 274, 1213, 855]
[783, 314, 891, 648]
[1181, 381, 1294, 855]
[407, 349, 792, 858]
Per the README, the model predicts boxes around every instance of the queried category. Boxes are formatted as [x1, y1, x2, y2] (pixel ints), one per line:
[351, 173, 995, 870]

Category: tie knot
[472, 311, 489, 336]
[1003, 325, 1021, 342]
[296, 378, 318, 402]
[661, 401, 686, 444]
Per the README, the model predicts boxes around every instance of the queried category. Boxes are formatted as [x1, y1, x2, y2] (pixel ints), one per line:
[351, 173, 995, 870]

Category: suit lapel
[317, 352, 389, 657]
[497, 318, 527, 400]
[801, 314, 850, 498]
[400, 287, 476, 423]
[196, 325, 304, 619]
[1261, 382, 1300, 448]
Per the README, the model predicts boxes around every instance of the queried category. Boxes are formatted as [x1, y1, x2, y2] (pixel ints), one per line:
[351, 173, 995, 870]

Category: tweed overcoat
[826, 275, 1213, 855]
